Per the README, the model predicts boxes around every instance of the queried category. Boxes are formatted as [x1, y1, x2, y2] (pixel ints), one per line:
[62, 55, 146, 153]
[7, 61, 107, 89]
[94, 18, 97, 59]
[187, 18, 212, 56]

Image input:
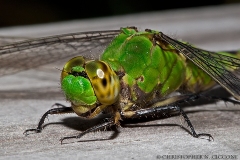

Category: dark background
[0, 0, 240, 28]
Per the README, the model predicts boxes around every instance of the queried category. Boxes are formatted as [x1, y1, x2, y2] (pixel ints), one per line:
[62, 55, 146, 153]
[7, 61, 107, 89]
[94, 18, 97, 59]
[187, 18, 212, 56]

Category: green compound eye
[61, 75, 97, 105]
[61, 56, 97, 106]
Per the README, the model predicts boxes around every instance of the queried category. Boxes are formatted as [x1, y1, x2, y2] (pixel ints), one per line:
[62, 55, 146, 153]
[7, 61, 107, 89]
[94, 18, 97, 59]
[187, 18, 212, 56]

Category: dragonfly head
[61, 56, 120, 115]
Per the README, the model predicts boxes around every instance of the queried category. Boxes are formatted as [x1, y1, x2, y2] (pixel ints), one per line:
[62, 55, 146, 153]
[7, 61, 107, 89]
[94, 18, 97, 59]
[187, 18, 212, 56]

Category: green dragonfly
[1, 26, 240, 144]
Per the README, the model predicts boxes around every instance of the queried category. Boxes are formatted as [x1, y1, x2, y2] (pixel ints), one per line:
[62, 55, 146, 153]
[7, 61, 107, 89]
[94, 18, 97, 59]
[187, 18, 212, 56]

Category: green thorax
[101, 28, 216, 103]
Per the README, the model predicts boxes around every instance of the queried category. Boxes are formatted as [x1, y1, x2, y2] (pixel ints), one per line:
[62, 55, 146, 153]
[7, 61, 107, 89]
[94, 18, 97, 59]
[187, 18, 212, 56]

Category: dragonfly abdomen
[181, 60, 216, 93]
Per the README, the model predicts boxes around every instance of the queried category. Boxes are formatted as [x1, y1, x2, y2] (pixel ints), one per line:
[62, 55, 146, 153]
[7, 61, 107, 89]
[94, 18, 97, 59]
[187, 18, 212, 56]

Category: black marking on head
[72, 71, 88, 78]
[101, 64, 108, 72]
[102, 78, 107, 87]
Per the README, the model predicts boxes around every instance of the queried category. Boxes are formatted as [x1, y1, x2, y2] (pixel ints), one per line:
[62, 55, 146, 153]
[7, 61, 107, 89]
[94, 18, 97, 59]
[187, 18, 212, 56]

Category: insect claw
[59, 138, 65, 145]
[23, 128, 41, 136]
[60, 136, 77, 144]
[195, 133, 214, 141]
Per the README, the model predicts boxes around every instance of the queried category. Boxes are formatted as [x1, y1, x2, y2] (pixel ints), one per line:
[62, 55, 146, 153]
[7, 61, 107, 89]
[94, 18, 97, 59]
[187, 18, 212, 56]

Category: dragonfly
[1, 26, 240, 144]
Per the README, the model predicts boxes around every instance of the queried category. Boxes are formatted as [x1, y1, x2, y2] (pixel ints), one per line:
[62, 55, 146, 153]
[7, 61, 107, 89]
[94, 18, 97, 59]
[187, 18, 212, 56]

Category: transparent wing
[0, 36, 30, 45]
[160, 32, 240, 100]
[0, 29, 121, 76]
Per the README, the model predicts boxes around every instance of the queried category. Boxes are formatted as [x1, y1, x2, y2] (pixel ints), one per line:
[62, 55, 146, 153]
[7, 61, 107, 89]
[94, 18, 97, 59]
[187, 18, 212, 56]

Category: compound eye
[60, 56, 97, 110]
[86, 61, 120, 105]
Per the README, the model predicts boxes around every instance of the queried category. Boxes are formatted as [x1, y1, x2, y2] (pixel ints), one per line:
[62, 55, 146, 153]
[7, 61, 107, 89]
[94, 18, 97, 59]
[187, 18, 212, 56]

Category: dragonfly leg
[23, 104, 74, 135]
[60, 117, 115, 144]
[121, 103, 213, 141]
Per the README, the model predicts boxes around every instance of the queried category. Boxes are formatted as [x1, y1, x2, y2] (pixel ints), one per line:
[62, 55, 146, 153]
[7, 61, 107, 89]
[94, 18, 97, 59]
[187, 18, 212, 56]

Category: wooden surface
[0, 4, 240, 160]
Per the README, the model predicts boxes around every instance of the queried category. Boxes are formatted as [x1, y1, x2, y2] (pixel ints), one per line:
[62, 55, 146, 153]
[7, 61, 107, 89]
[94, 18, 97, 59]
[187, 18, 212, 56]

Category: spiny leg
[60, 118, 115, 144]
[177, 106, 213, 140]
[23, 103, 74, 135]
[122, 104, 213, 141]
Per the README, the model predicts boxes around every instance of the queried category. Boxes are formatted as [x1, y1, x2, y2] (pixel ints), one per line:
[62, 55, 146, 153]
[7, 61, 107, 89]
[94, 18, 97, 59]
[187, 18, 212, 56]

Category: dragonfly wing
[160, 32, 240, 100]
[0, 36, 30, 45]
[0, 30, 121, 76]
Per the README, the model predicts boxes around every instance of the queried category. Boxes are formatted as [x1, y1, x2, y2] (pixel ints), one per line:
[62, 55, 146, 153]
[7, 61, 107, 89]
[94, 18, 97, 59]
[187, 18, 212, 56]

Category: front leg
[24, 103, 74, 135]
